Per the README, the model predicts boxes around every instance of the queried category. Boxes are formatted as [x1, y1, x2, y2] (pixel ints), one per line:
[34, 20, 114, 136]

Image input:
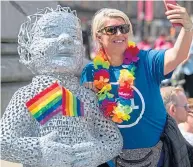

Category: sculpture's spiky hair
[18, 5, 80, 66]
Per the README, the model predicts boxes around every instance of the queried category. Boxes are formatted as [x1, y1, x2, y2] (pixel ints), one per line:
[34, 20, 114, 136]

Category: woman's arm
[164, 3, 193, 75]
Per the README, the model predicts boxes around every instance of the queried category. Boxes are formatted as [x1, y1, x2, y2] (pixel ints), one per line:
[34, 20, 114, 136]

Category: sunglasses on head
[98, 24, 130, 35]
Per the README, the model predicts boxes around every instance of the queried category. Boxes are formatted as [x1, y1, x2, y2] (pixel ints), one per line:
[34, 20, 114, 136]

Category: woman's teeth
[114, 40, 124, 43]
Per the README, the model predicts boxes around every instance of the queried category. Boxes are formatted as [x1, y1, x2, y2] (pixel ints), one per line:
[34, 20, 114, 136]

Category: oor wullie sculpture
[0, 6, 123, 167]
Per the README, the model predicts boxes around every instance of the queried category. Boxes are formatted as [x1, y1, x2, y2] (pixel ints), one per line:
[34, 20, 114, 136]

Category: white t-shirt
[178, 124, 193, 146]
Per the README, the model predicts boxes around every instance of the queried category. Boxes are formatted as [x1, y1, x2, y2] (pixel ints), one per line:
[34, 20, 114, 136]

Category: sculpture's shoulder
[77, 85, 97, 101]
[75, 85, 101, 117]
[31, 75, 60, 93]
[10, 76, 53, 101]
[9, 82, 35, 104]
[4, 75, 58, 113]
[1, 78, 40, 134]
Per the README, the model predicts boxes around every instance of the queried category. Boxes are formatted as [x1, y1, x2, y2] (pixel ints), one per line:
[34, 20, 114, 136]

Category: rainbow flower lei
[93, 41, 140, 123]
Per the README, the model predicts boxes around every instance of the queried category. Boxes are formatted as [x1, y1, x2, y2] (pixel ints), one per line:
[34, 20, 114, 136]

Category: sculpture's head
[18, 6, 84, 75]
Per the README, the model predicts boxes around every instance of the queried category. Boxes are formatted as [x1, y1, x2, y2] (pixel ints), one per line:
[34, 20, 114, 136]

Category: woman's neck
[104, 50, 124, 66]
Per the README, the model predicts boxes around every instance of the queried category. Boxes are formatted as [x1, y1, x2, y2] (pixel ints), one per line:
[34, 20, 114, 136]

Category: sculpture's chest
[38, 113, 95, 145]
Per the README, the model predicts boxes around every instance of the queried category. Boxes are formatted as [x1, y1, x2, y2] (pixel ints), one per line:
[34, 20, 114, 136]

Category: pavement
[1, 161, 22, 167]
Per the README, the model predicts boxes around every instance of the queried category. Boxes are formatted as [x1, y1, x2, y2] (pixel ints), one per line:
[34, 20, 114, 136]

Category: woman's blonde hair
[91, 8, 133, 50]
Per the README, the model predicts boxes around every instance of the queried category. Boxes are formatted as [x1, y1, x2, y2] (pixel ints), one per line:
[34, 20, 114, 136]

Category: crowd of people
[1, 2, 193, 167]
[137, 33, 174, 51]
[137, 30, 193, 99]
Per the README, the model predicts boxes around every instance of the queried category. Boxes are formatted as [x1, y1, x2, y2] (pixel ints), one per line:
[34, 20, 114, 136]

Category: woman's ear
[96, 33, 102, 42]
[169, 104, 176, 117]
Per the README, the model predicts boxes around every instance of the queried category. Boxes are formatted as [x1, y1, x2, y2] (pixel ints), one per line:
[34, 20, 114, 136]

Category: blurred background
[1, 0, 193, 115]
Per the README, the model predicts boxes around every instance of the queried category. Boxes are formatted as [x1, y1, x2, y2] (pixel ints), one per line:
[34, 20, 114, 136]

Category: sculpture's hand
[72, 142, 104, 167]
[39, 131, 74, 167]
[39, 132, 95, 167]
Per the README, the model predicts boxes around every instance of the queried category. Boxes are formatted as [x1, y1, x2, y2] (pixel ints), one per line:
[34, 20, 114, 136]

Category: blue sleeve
[145, 49, 173, 84]
[107, 160, 115, 167]
[80, 63, 95, 85]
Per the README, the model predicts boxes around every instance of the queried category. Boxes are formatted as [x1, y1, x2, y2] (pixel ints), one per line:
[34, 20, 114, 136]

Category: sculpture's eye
[71, 35, 78, 40]
[49, 33, 58, 38]
[39, 51, 44, 56]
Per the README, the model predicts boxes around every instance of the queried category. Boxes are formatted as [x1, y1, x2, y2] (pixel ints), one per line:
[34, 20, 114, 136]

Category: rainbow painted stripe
[26, 83, 84, 125]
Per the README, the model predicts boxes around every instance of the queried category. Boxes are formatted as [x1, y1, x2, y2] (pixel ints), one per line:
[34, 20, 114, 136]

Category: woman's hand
[164, 3, 193, 75]
[83, 82, 99, 93]
[165, 3, 193, 31]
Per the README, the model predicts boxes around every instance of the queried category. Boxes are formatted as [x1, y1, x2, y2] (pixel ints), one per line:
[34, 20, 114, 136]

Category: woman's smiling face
[97, 17, 129, 55]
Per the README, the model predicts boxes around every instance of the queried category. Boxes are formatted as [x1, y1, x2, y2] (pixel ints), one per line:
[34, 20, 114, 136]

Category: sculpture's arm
[73, 90, 123, 167]
[91, 100, 123, 164]
[0, 88, 42, 165]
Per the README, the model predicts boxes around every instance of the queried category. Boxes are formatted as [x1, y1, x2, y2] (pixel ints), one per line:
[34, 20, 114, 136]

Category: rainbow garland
[93, 41, 140, 123]
[26, 83, 84, 125]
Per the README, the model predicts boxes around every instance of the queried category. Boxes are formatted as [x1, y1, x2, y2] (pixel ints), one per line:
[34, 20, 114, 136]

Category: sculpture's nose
[57, 33, 73, 45]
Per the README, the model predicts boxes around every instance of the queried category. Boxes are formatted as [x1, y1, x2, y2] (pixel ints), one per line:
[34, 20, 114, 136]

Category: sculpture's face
[29, 12, 83, 74]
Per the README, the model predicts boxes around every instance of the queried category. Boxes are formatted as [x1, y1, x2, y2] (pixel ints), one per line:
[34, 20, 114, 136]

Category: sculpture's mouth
[55, 53, 74, 58]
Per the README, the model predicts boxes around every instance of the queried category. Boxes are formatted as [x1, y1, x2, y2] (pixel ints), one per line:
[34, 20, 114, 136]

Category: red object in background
[159, 41, 174, 49]
[145, 1, 154, 22]
[138, 1, 154, 22]
[137, 1, 144, 20]
[154, 36, 166, 49]
[137, 41, 151, 50]
[154, 35, 174, 50]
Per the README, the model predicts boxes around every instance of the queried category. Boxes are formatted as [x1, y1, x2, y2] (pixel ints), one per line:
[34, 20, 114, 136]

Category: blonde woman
[81, 3, 193, 167]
